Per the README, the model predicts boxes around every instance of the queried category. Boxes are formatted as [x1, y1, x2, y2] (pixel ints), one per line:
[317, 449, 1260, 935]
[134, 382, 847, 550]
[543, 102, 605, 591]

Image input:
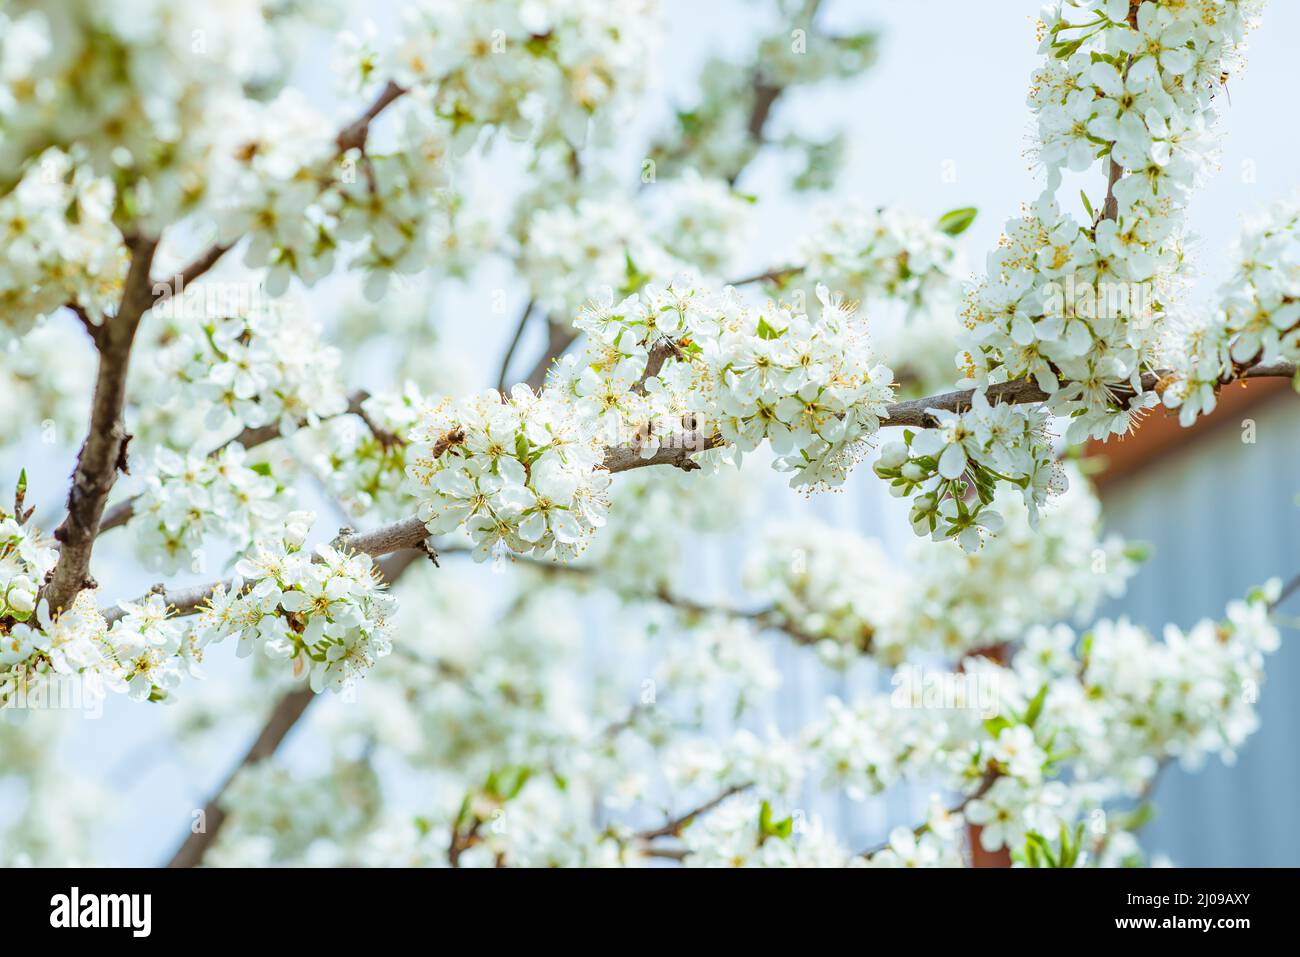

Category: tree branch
[148, 81, 408, 310]
[100, 357, 1300, 623]
[164, 550, 419, 867]
[728, 265, 803, 287]
[857, 764, 999, 860]
[166, 684, 314, 868]
[497, 299, 536, 392]
[878, 358, 1298, 429]
[523, 310, 580, 391]
[42, 236, 160, 613]
[335, 81, 407, 154]
[636, 783, 752, 841]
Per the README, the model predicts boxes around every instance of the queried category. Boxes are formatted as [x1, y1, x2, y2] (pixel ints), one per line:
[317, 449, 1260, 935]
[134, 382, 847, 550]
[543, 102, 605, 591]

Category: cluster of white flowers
[0, 319, 94, 448]
[0, 0, 279, 228]
[744, 471, 1138, 666]
[405, 387, 611, 562]
[515, 192, 680, 320]
[149, 291, 349, 443]
[127, 444, 286, 574]
[798, 582, 1281, 864]
[0, 150, 124, 340]
[3, 479, 207, 705]
[791, 202, 970, 394]
[385, 0, 659, 150]
[513, 170, 752, 318]
[194, 513, 396, 693]
[678, 796, 852, 868]
[333, 110, 455, 302]
[1043, 584, 1281, 783]
[890, 466, 1141, 662]
[6, 482, 212, 711]
[647, 171, 755, 277]
[0, 483, 51, 627]
[204, 90, 351, 296]
[873, 392, 1065, 551]
[1161, 194, 1300, 424]
[563, 278, 895, 489]
[300, 386, 422, 523]
[883, 0, 1258, 538]
[795, 203, 967, 315]
[649, 8, 877, 185]
[742, 522, 902, 663]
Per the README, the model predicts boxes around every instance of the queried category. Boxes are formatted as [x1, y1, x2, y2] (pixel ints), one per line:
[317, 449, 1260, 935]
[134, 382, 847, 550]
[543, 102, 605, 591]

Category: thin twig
[636, 783, 752, 841]
[497, 299, 536, 393]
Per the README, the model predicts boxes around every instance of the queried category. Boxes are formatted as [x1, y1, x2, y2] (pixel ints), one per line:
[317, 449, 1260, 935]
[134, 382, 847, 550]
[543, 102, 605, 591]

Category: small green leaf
[1023, 683, 1049, 728]
[1123, 542, 1152, 564]
[757, 800, 794, 842]
[1026, 831, 1057, 867]
[756, 315, 784, 340]
[623, 252, 651, 293]
[983, 715, 1013, 739]
[249, 462, 273, 477]
[937, 207, 978, 236]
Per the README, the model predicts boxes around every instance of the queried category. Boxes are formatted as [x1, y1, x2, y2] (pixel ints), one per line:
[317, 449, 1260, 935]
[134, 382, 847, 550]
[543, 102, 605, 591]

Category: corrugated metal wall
[1097, 395, 1300, 866]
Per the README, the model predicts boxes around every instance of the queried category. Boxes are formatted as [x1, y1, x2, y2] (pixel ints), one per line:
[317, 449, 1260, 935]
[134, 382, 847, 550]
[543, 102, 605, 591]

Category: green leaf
[1080, 190, 1095, 220]
[623, 252, 651, 293]
[983, 715, 1013, 739]
[756, 315, 784, 340]
[1123, 542, 1152, 564]
[1023, 683, 1049, 728]
[249, 462, 273, 477]
[1026, 831, 1057, 867]
[1025, 840, 1042, 868]
[1059, 822, 1077, 868]
[757, 800, 794, 842]
[937, 207, 978, 236]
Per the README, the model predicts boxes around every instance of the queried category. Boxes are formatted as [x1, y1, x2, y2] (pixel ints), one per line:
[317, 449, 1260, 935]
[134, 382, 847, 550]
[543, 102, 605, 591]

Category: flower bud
[877, 441, 908, 469]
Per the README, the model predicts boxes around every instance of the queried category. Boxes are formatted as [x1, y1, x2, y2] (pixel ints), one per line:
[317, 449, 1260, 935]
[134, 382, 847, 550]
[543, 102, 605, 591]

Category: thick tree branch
[42, 236, 160, 613]
[165, 550, 418, 868]
[166, 684, 314, 868]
